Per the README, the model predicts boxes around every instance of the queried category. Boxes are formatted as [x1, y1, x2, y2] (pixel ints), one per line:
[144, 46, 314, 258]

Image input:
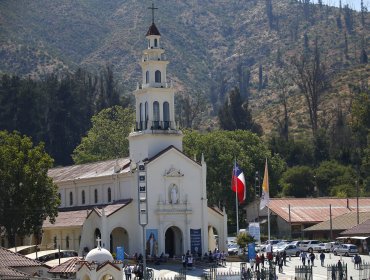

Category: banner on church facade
[190, 228, 202, 256]
[146, 229, 158, 257]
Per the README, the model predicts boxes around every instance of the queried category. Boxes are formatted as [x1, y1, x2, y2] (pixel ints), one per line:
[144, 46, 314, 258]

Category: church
[41, 13, 227, 259]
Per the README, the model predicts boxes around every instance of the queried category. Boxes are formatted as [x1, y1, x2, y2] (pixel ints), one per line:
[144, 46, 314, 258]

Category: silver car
[333, 244, 359, 257]
[273, 244, 301, 257]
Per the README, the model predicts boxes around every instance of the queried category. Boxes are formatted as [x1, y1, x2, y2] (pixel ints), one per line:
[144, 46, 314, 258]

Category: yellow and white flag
[260, 159, 270, 210]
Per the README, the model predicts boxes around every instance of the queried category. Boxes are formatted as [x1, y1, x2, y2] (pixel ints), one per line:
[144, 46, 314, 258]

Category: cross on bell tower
[148, 2, 158, 23]
[96, 236, 102, 249]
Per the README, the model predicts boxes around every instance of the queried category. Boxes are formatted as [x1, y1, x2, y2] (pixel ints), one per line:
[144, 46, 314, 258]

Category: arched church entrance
[208, 226, 219, 252]
[100, 274, 114, 280]
[82, 275, 90, 280]
[110, 227, 129, 255]
[165, 226, 183, 258]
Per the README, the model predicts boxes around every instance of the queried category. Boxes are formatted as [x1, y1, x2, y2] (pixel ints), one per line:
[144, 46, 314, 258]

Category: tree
[280, 166, 315, 197]
[236, 232, 255, 252]
[176, 90, 206, 129]
[0, 131, 59, 247]
[270, 70, 292, 141]
[183, 130, 285, 232]
[291, 38, 330, 137]
[72, 106, 134, 164]
[218, 88, 262, 135]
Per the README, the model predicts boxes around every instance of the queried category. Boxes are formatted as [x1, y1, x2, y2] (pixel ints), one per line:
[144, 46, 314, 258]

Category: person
[260, 253, 265, 268]
[278, 255, 283, 273]
[309, 252, 315, 266]
[182, 254, 187, 269]
[282, 250, 287, 266]
[320, 251, 325, 267]
[337, 260, 343, 280]
[187, 254, 193, 270]
[256, 254, 261, 271]
[300, 251, 307, 266]
[124, 265, 132, 280]
[221, 251, 226, 266]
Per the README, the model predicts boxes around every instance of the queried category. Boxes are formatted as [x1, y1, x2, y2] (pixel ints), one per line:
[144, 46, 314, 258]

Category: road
[149, 252, 370, 279]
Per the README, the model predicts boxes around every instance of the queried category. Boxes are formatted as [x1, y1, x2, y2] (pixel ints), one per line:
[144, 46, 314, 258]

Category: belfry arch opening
[165, 226, 183, 258]
[208, 226, 219, 252]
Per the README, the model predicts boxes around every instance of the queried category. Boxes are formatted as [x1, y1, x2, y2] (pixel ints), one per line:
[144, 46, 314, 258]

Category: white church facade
[42, 19, 227, 259]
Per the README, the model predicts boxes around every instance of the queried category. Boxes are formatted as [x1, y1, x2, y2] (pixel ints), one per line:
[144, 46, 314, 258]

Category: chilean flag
[231, 163, 246, 203]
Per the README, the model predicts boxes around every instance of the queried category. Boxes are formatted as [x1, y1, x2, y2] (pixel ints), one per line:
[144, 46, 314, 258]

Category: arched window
[154, 38, 158, 47]
[66, 236, 70, 249]
[139, 103, 143, 128]
[82, 190, 85, 205]
[146, 71, 149, 83]
[155, 70, 161, 83]
[108, 188, 112, 202]
[94, 189, 98, 204]
[163, 102, 170, 129]
[153, 101, 160, 129]
[69, 192, 73, 206]
[145, 102, 148, 128]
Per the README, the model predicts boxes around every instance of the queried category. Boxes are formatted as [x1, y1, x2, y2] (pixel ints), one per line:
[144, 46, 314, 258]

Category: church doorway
[82, 275, 90, 280]
[165, 226, 183, 258]
[208, 226, 219, 252]
[110, 227, 129, 255]
[101, 274, 114, 280]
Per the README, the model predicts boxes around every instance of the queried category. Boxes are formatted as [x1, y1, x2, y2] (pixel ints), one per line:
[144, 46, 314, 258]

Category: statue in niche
[170, 184, 178, 204]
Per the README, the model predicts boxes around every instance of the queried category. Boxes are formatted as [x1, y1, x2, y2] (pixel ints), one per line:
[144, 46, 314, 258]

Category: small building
[245, 198, 370, 239]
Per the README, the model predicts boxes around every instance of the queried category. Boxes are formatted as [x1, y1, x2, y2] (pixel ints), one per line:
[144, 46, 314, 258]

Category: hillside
[0, 0, 368, 134]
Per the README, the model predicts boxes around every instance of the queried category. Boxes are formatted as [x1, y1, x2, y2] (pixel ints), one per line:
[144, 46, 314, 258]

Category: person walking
[256, 254, 261, 271]
[182, 254, 187, 269]
[300, 251, 307, 266]
[309, 252, 315, 266]
[124, 265, 132, 280]
[261, 253, 265, 268]
[319, 251, 325, 267]
[282, 250, 287, 266]
[187, 255, 193, 270]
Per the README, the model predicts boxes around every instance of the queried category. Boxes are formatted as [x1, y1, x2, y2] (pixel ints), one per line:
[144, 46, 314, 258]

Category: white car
[299, 240, 321, 252]
[228, 244, 239, 255]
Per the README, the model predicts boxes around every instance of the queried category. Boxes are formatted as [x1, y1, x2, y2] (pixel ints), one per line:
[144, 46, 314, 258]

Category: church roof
[43, 200, 132, 228]
[48, 158, 131, 183]
[146, 22, 160, 36]
[340, 219, 370, 236]
[147, 145, 201, 166]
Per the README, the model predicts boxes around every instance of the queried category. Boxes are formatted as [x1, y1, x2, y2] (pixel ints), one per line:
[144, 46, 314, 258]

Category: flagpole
[235, 158, 239, 235]
[267, 205, 270, 242]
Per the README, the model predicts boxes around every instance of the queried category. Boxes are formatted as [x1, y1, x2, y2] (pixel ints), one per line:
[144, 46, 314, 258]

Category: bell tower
[129, 4, 183, 163]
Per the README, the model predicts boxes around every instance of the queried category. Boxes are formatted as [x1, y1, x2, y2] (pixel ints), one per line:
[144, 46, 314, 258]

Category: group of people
[204, 249, 227, 266]
[299, 251, 316, 266]
[181, 251, 194, 269]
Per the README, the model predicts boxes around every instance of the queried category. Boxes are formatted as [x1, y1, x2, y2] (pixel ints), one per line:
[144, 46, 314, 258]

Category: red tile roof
[48, 158, 130, 183]
[43, 209, 90, 228]
[48, 257, 82, 274]
[0, 247, 45, 268]
[341, 219, 370, 235]
[43, 200, 132, 228]
[0, 267, 29, 280]
[268, 198, 370, 224]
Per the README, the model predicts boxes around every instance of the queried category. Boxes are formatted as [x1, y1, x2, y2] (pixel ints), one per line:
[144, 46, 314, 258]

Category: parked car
[328, 241, 342, 252]
[273, 244, 301, 257]
[228, 244, 239, 255]
[333, 244, 359, 257]
[316, 243, 331, 253]
[299, 240, 321, 252]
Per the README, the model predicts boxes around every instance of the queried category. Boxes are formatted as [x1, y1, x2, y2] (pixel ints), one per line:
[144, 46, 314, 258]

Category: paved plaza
[149, 253, 370, 279]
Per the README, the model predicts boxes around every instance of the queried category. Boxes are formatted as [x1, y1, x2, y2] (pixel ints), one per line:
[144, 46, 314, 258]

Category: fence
[327, 263, 347, 280]
[295, 265, 312, 280]
[359, 262, 370, 279]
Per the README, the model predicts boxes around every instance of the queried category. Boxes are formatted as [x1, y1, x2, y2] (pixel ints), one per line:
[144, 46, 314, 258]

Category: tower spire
[148, 2, 158, 24]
